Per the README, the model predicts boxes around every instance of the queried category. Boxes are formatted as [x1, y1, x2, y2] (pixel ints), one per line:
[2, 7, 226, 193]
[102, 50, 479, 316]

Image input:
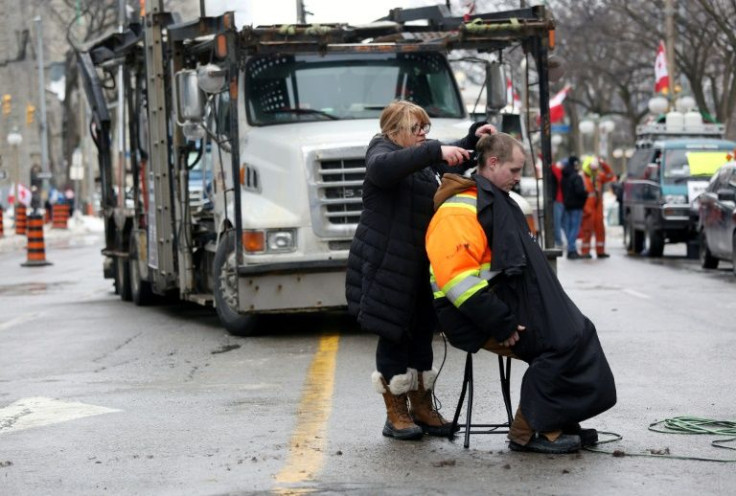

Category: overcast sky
[204, 0, 455, 26]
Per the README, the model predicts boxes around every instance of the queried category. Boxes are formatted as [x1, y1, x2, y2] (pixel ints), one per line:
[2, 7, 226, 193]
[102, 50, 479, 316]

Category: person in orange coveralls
[425, 133, 616, 454]
[579, 156, 617, 258]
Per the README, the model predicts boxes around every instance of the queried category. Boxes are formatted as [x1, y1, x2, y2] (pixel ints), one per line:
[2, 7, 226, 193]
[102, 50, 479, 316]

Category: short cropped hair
[379, 100, 430, 144]
[476, 132, 524, 169]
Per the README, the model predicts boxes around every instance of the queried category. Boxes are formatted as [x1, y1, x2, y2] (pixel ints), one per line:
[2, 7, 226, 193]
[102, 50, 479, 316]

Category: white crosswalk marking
[0, 397, 121, 435]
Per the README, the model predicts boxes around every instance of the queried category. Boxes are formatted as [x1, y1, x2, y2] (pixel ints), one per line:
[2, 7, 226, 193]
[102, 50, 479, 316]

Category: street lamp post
[7, 129, 23, 214]
[579, 115, 615, 161]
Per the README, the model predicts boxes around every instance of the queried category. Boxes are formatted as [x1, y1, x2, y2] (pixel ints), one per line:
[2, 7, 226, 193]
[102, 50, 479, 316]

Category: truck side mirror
[485, 62, 507, 112]
[176, 70, 205, 122]
[176, 69, 206, 141]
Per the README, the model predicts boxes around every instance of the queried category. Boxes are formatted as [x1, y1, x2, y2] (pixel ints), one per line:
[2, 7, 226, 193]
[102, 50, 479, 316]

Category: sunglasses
[410, 123, 431, 136]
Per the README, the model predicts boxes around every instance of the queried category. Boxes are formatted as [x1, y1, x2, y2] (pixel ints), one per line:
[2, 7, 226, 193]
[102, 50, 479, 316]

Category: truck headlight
[663, 194, 687, 204]
[243, 229, 297, 254]
[267, 230, 297, 253]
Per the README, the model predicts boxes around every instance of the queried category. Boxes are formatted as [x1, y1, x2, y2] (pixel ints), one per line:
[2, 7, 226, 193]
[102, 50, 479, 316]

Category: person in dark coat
[560, 155, 587, 259]
[425, 133, 616, 454]
[345, 100, 495, 440]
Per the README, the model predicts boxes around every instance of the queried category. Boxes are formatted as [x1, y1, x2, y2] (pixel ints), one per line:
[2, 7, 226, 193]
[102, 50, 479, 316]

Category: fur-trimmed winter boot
[372, 370, 423, 440]
[407, 368, 457, 437]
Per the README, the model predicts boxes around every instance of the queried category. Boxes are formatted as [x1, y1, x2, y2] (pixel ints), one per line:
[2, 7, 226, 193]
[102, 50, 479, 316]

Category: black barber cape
[476, 174, 616, 432]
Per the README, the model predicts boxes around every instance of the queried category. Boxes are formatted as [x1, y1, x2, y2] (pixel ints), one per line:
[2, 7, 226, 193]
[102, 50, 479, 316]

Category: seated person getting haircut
[425, 132, 617, 454]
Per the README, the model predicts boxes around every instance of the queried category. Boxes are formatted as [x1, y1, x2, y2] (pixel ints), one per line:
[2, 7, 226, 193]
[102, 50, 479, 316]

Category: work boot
[407, 369, 458, 437]
[508, 432, 581, 454]
[563, 423, 599, 446]
[596, 252, 610, 259]
[508, 408, 581, 454]
[372, 371, 423, 440]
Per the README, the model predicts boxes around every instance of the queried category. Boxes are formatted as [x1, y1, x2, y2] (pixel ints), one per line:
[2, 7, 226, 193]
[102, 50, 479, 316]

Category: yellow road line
[273, 333, 340, 492]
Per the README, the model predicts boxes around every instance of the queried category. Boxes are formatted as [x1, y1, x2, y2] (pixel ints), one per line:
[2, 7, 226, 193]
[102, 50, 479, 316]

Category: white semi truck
[75, 1, 556, 335]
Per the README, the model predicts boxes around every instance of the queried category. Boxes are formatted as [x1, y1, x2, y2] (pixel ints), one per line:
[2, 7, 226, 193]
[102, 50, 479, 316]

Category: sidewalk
[0, 211, 104, 254]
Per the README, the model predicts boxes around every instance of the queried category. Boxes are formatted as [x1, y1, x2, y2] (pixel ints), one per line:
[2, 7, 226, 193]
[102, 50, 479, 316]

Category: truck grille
[320, 159, 365, 225]
[308, 153, 366, 241]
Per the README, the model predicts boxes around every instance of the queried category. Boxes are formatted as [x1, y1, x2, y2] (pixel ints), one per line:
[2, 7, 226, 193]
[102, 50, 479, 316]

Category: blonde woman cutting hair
[346, 100, 495, 440]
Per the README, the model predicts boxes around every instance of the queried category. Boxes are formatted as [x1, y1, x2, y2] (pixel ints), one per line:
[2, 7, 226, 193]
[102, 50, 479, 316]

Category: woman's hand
[475, 123, 497, 137]
[441, 145, 471, 166]
[501, 324, 525, 348]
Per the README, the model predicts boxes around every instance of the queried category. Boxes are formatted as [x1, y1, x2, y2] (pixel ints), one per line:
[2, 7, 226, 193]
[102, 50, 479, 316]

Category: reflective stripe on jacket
[426, 187, 497, 308]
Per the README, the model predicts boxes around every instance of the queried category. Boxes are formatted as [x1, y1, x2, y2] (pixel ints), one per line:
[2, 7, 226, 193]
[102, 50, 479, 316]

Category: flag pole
[665, 0, 676, 106]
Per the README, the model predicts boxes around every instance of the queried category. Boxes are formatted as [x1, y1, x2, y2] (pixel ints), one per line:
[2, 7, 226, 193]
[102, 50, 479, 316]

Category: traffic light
[26, 104, 35, 125]
[2, 94, 11, 116]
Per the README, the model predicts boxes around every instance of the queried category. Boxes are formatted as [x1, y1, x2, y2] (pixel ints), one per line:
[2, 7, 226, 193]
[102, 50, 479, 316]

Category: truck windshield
[663, 148, 732, 183]
[244, 52, 464, 125]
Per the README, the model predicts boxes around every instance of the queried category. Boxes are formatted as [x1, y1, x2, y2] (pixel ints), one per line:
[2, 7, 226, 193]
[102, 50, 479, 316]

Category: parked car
[623, 137, 736, 258]
[698, 162, 736, 274]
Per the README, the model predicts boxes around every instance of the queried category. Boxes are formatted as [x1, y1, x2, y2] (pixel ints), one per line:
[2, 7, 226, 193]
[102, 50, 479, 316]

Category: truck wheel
[116, 255, 132, 301]
[129, 237, 154, 306]
[732, 233, 736, 276]
[213, 231, 258, 336]
[645, 218, 665, 258]
[699, 231, 718, 269]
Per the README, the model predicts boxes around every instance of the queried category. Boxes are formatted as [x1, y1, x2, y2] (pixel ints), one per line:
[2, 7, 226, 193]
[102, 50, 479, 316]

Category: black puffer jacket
[561, 160, 587, 210]
[346, 124, 483, 341]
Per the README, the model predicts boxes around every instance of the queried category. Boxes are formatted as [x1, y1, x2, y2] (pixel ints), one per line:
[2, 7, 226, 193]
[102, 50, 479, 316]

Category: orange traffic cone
[22, 213, 52, 267]
[15, 204, 27, 235]
[52, 203, 69, 229]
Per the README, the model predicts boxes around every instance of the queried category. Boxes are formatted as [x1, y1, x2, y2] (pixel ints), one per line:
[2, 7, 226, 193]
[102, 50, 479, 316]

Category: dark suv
[623, 136, 736, 257]
[698, 162, 736, 274]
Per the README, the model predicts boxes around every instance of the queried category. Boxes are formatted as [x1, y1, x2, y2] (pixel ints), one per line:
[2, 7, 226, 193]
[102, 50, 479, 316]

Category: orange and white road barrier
[52, 203, 69, 229]
[15, 204, 27, 235]
[21, 213, 52, 267]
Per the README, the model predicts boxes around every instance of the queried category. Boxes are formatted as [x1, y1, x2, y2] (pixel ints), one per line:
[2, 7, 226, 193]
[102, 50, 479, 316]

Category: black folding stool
[449, 353, 513, 448]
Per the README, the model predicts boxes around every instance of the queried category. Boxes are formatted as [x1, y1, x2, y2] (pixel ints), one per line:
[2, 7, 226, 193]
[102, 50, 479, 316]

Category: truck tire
[732, 233, 736, 276]
[116, 255, 132, 301]
[646, 217, 665, 258]
[214, 231, 258, 336]
[129, 237, 154, 306]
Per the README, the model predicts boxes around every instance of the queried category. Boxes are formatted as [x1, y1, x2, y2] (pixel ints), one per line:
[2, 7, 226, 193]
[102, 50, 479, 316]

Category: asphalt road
[1, 224, 735, 495]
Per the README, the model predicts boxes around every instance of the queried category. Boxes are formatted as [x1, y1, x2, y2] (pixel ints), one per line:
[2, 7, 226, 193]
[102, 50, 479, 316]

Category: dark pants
[562, 208, 583, 254]
[376, 295, 435, 381]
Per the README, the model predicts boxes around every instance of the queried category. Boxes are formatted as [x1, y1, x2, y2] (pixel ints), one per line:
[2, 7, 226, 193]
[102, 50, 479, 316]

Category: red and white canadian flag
[654, 40, 669, 94]
[17, 183, 32, 207]
[548, 85, 570, 124]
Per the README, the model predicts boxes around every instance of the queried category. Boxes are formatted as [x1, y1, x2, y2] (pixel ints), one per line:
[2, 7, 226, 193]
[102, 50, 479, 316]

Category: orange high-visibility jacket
[426, 186, 493, 308]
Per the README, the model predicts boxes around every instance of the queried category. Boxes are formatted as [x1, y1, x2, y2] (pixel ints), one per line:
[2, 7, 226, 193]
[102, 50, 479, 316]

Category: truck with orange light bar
[74, 0, 556, 335]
